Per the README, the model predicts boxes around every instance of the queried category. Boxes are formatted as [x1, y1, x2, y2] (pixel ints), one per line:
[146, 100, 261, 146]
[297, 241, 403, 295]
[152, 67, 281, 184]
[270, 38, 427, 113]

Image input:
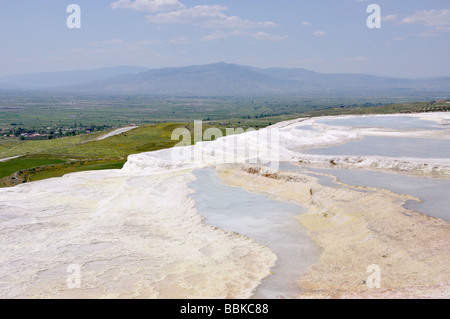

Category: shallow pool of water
[307, 136, 450, 159]
[295, 125, 319, 131]
[316, 116, 445, 131]
[189, 168, 321, 299]
[307, 167, 450, 222]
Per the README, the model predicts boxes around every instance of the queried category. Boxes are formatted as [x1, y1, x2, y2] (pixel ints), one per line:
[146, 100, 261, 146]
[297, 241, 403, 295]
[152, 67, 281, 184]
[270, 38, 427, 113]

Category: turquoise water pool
[189, 168, 321, 299]
[306, 136, 450, 159]
[316, 116, 446, 131]
[307, 167, 450, 222]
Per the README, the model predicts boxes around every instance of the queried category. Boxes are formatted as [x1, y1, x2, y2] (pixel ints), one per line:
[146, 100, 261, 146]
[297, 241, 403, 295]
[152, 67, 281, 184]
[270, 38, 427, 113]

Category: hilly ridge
[1, 62, 449, 97]
[0, 66, 149, 89]
[65, 63, 450, 96]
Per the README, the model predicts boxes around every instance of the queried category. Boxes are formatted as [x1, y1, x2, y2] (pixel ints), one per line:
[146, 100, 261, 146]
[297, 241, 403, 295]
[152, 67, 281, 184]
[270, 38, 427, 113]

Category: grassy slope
[0, 157, 66, 178]
[28, 160, 127, 182]
[0, 122, 228, 186]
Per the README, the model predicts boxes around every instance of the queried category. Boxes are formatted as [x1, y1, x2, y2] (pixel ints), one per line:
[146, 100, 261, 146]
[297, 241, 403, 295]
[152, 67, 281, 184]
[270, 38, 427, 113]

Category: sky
[0, 0, 449, 78]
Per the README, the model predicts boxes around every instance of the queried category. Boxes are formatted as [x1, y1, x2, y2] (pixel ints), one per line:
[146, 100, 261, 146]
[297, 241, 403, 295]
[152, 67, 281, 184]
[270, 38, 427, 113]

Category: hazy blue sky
[0, 0, 449, 78]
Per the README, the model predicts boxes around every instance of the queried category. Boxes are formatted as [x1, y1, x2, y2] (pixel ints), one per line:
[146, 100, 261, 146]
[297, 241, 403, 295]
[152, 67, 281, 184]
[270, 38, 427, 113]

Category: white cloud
[355, 56, 368, 62]
[401, 9, 450, 27]
[301, 21, 312, 26]
[136, 39, 164, 45]
[112, 1, 279, 34]
[146, 5, 278, 29]
[401, 9, 450, 37]
[312, 30, 326, 37]
[90, 39, 125, 47]
[202, 31, 229, 41]
[419, 30, 441, 38]
[385, 38, 404, 46]
[338, 56, 369, 62]
[202, 30, 287, 42]
[251, 32, 288, 42]
[90, 39, 162, 47]
[111, 0, 185, 12]
[169, 37, 191, 44]
[382, 15, 397, 22]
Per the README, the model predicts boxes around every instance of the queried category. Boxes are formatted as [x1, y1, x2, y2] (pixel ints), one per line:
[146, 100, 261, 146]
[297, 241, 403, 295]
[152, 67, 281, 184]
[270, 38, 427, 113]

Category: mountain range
[0, 66, 148, 90]
[1, 63, 449, 96]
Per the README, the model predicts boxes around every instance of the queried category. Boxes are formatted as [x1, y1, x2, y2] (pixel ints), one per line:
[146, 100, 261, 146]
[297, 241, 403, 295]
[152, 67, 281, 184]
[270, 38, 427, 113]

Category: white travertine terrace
[124, 112, 450, 176]
[0, 170, 276, 298]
